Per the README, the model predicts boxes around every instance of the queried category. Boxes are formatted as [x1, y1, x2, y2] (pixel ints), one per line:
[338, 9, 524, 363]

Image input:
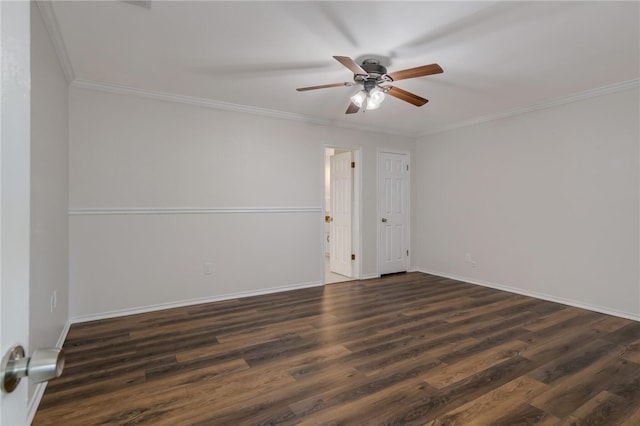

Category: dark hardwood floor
[33, 272, 640, 425]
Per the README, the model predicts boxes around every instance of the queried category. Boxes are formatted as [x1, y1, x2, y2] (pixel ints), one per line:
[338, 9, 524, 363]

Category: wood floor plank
[380, 355, 537, 424]
[33, 272, 640, 425]
[604, 321, 640, 345]
[489, 403, 561, 426]
[41, 354, 177, 398]
[430, 376, 548, 425]
[38, 382, 191, 425]
[527, 338, 618, 385]
[423, 340, 529, 388]
[288, 357, 442, 418]
[557, 390, 636, 426]
[518, 329, 605, 377]
[592, 315, 634, 333]
[444, 295, 530, 323]
[295, 378, 438, 426]
[523, 306, 588, 332]
[354, 336, 479, 376]
[621, 405, 640, 425]
[530, 355, 638, 418]
[619, 338, 640, 363]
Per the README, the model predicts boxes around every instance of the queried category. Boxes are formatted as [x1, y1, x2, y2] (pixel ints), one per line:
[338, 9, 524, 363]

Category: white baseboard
[56, 320, 71, 348]
[360, 268, 418, 280]
[27, 382, 46, 425]
[27, 319, 71, 424]
[70, 280, 325, 324]
[360, 273, 380, 280]
[417, 268, 640, 322]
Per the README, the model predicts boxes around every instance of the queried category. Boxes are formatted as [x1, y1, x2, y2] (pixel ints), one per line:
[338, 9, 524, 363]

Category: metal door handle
[381, 218, 387, 222]
[1, 345, 65, 393]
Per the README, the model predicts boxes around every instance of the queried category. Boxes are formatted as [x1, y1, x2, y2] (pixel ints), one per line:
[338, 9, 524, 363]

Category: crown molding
[70, 79, 415, 138]
[70, 77, 639, 141]
[419, 79, 640, 137]
[35, 1, 75, 83]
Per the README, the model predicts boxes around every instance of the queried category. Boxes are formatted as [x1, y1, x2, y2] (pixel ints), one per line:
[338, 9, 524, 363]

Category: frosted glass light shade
[365, 87, 385, 110]
[366, 99, 382, 110]
[366, 87, 385, 110]
[369, 87, 385, 104]
[350, 91, 367, 107]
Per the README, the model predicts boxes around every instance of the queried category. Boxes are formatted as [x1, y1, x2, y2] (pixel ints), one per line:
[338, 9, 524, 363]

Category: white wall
[68, 87, 415, 319]
[29, 1, 69, 402]
[415, 87, 640, 319]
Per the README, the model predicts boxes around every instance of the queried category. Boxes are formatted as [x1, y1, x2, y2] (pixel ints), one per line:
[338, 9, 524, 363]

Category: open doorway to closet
[324, 147, 361, 284]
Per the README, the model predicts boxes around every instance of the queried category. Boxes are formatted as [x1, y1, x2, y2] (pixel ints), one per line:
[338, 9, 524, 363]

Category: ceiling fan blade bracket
[353, 74, 368, 84]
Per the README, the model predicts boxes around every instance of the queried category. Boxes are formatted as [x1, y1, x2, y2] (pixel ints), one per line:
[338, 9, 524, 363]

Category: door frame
[377, 149, 411, 276]
[322, 145, 362, 283]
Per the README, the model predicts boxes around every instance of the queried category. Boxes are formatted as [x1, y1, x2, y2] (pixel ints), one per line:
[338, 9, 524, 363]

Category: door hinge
[351, 254, 356, 261]
[407, 249, 409, 256]
[406, 164, 409, 171]
[351, 161, 355, 168]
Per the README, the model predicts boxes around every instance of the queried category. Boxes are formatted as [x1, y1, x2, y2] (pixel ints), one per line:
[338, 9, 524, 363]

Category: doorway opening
[324, 147, 360, 284]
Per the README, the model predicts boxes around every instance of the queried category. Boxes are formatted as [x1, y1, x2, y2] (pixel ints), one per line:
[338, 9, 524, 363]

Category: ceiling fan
[296, 56, 443, 114]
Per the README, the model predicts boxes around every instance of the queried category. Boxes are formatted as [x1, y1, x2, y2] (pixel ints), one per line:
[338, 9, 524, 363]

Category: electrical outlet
[465, 253, 471, 263]
[50, 290, 57, 312]
[204, 262, 213, 275]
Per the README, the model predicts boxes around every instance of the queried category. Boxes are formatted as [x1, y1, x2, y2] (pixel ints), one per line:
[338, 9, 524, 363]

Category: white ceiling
[50, 1, 639, 136]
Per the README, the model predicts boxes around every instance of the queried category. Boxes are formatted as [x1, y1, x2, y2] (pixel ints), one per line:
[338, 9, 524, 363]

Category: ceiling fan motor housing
[354, 59, 392, 86]
[361, 59, 387, 76]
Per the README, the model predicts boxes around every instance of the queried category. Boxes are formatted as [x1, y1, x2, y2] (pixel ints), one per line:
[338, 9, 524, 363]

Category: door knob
[381, 218, 388, 222]
[1, 345, 65, 393]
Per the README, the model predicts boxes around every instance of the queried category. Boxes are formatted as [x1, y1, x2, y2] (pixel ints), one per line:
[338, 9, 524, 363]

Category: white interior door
[330, 151, 353, 277]
[1, 1, 31, 423]
[378, 152, 409, 275]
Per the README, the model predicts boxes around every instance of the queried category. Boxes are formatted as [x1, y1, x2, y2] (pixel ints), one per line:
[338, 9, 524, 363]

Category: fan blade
[296, 82, 352, 92]
[388, 63, 443, 81]
[387, 86, 429, 106]
[333, 56, 367, 75]
[345, 101, 360, 114]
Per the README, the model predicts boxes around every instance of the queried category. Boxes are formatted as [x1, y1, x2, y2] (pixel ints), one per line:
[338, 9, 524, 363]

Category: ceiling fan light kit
[297, 56, 443, 114]
[350, 86, 386, 111]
